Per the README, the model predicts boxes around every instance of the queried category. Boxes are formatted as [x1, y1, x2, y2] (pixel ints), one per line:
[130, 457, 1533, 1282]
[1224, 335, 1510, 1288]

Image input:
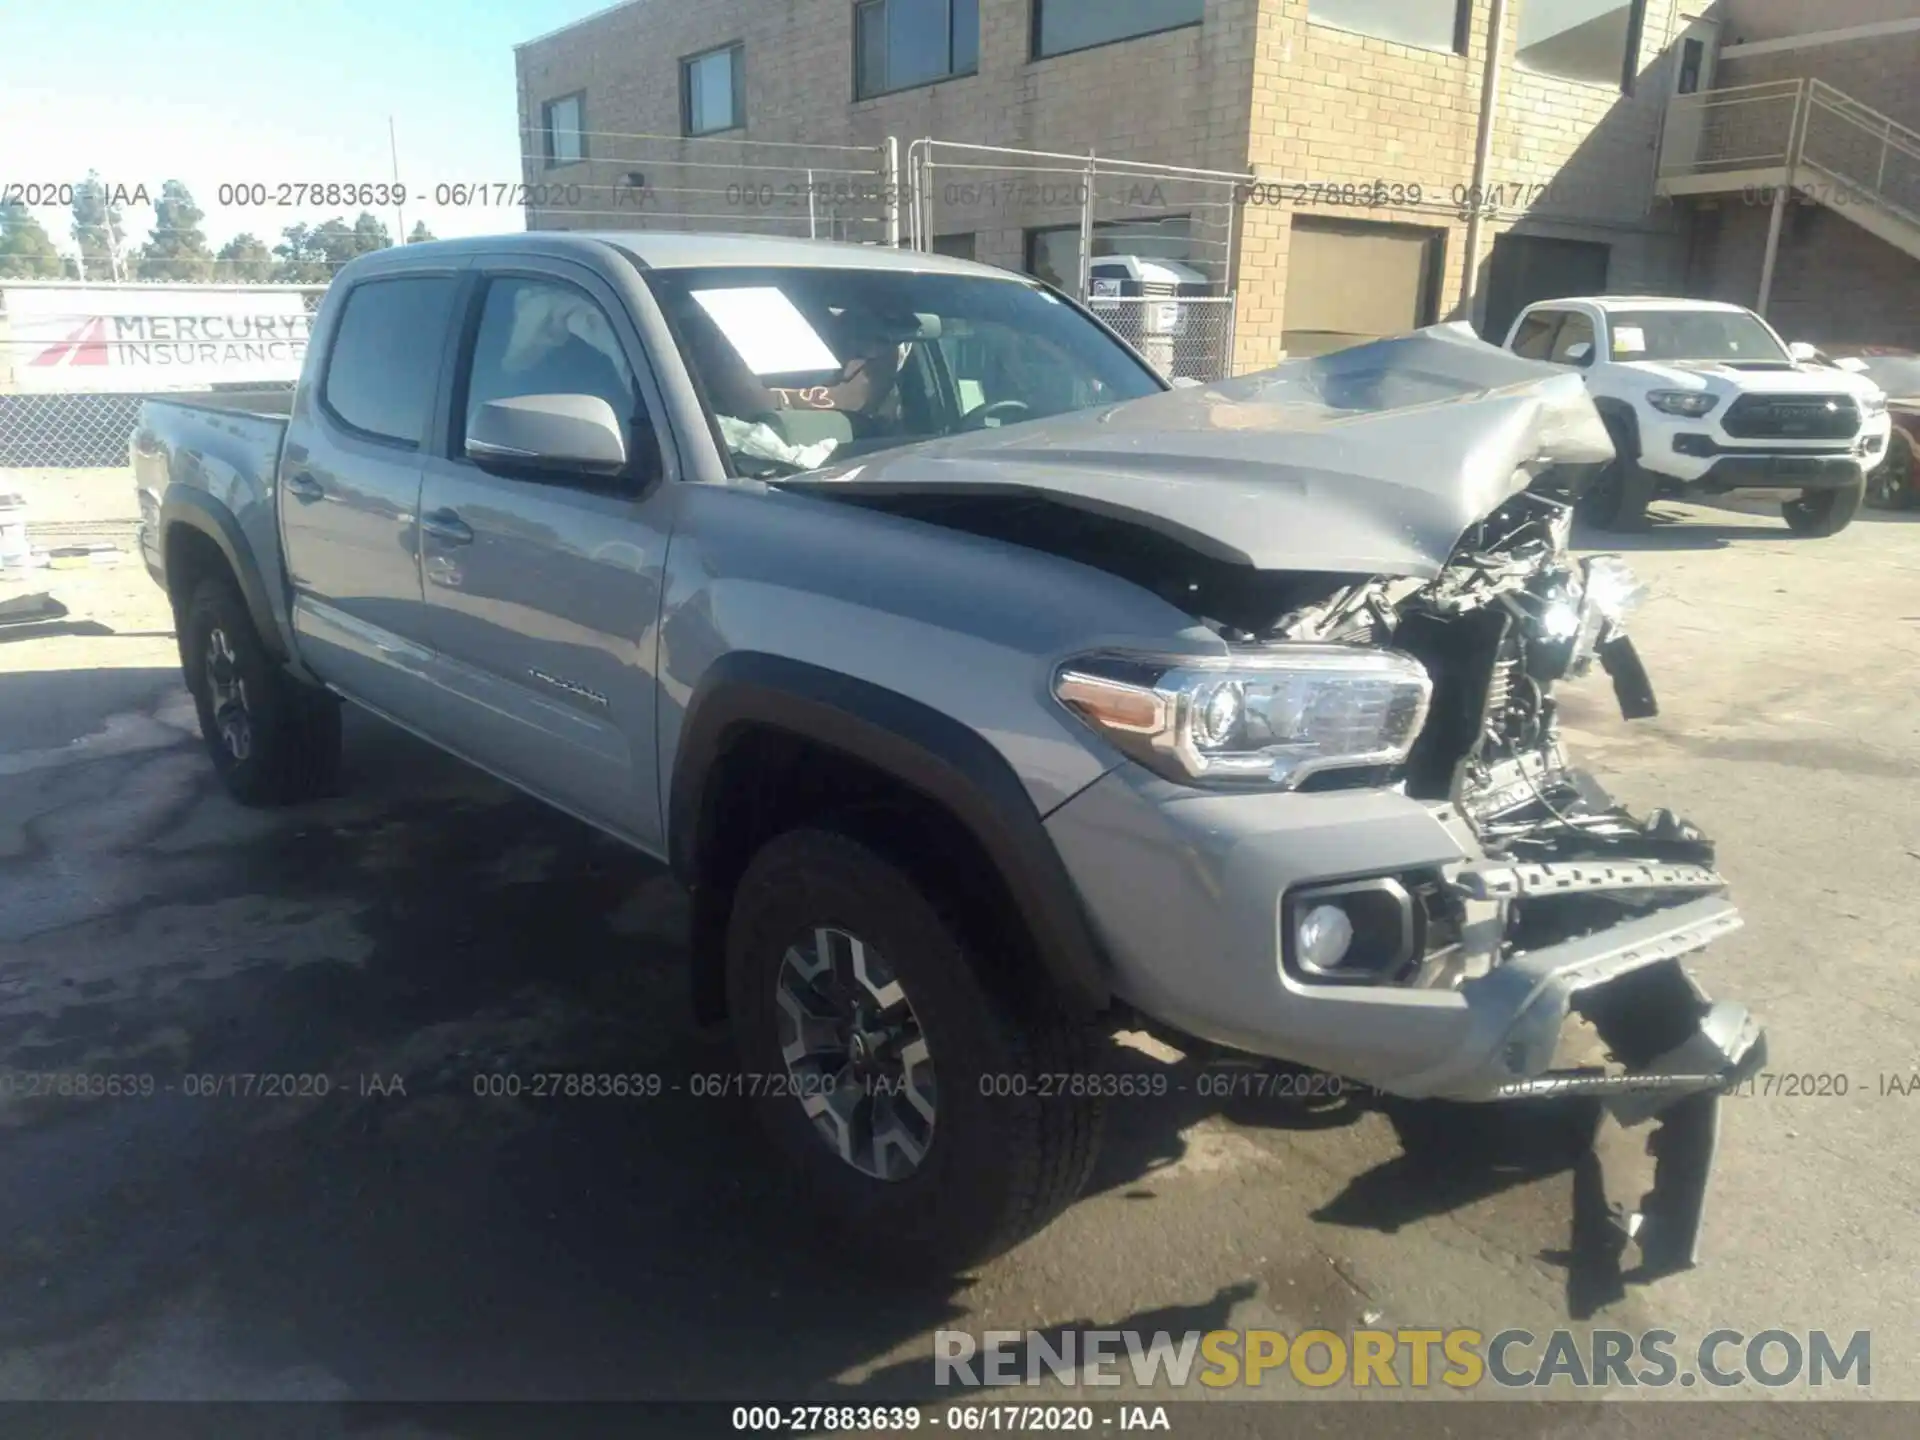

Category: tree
[215, 232, 276, 283]
[0, 200, 67, 278]
[274, 212, 393, 282]
[137, 180, 216, 280]
[71, 171, 131, 280]
[407, 220, 436, 244]
[350, 212, 392, 254]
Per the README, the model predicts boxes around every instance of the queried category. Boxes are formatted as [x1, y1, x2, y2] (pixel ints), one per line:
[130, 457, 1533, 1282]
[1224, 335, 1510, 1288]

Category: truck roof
[1544, 295, 1755, 314]
[353, 230, 1012, 281]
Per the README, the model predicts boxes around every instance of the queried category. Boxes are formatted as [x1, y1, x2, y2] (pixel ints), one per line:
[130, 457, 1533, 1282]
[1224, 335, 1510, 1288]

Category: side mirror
[466, 394, 628, 477]
[1562, 341, 1593, 364]
[1787, 341, 1820, 363]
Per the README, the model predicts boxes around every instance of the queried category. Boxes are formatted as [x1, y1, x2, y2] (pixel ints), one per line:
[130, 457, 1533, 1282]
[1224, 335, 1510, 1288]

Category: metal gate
[517, 127, 902, 245]
[904, 140, 1249, 380]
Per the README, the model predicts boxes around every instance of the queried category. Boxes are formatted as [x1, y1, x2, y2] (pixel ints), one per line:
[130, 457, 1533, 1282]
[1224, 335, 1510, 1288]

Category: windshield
[1851, 355, 1920, 397]
[1606, 309, 1790, 366]
[644, 265, 1165, 477]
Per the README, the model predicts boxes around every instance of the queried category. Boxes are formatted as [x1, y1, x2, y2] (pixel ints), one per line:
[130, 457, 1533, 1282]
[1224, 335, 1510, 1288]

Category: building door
[1281, 216, 1445, 357]
[1480, 234, 1611, 343]
[1662, 16, 1722, 181]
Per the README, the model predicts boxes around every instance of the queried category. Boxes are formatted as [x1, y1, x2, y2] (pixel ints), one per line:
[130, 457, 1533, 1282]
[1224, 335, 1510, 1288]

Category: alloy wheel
[204, 627, 252, 761]
[774, 926, 936, 1180]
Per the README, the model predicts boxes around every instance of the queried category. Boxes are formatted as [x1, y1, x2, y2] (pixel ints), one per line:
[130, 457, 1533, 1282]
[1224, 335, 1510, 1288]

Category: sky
[0, 0, 622, 265]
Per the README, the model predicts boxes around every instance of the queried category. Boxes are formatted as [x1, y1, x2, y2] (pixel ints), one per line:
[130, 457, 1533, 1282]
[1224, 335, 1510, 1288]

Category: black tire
[1781, 472, 1866, 536]
[179, 575, 342, 806]
[1576, 417, 1655, 532]
[1865, 435, 1916, 510]
[725, 828, 1104, 1272]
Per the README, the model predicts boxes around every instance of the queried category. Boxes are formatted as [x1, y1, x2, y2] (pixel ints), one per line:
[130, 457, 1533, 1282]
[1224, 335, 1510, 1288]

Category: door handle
[421, 508, 474, 546]
[284, 471, 324, 502]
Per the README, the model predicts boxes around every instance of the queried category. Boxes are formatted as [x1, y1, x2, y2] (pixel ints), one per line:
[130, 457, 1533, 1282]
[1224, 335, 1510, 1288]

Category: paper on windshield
[1612, 325, 1647, 356]
[692, 287, 839, 375]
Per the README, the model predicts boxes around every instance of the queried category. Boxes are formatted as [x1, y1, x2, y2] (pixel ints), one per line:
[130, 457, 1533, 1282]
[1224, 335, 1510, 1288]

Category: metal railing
[1657, 79, 1805, 180]
[1801, 79, 1920, 232]
[1659, 76, 1920, 233]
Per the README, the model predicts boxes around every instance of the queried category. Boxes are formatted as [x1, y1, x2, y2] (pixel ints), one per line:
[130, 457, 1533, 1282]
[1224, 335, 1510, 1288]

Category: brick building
[513, 1, 1918, 370]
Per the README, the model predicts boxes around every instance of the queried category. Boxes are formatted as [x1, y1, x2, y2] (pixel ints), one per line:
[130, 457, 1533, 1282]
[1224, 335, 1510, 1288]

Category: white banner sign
[1, 286, 314, 394]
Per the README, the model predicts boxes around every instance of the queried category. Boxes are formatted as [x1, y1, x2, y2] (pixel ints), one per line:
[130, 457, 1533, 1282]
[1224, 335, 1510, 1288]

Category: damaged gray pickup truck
[133, 232, 1765, 1276]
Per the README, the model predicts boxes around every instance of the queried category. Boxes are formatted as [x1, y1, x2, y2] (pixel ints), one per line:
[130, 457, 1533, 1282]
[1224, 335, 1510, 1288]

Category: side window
[1510, 310, 1561, 360]
[460, 276, 642, 461]
[1549, 312, 1597, 366]
[322, 276, 460, 445]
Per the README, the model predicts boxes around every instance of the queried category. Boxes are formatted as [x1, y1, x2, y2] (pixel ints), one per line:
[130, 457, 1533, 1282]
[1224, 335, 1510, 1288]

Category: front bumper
[1045, 765, 1762, 1105]
[1639, 409, 1890, 486]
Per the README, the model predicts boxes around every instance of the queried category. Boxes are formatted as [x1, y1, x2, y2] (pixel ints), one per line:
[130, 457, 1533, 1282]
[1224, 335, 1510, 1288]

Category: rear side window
[322, 276, 459, 445]
[1510, 311, 1560, 359]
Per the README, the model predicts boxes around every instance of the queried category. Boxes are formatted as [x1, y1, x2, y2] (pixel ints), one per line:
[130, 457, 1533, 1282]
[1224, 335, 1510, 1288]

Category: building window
[682, 43, 745, 136]
[542, 93, 586, 166]
[1033, 0, 1204, 61]
[1515, 0, 1648, 91]
[855, 0, 979, 99]
[1308, 0, 1466, 54]
[932, 232, 977, 261]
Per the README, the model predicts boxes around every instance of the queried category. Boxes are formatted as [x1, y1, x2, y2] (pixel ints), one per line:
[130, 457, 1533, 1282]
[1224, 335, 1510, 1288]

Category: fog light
[1296, 903, 1354, 972]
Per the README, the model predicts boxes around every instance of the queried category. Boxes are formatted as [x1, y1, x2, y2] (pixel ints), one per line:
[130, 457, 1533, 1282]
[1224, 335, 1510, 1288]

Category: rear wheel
[1865, 435, 1915, 510]
[725, 828, 1104, 1272]
[1781, 472, 1866, 536]
[1576, 418, 1655, 531]
[179, 575, 341, 805]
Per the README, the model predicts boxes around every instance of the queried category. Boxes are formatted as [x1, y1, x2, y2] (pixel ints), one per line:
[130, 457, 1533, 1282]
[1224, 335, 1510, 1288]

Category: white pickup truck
[1502, 296, 1891, 536]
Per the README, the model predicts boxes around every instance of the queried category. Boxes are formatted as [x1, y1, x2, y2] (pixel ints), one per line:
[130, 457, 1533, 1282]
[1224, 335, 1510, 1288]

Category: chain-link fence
[0, 285, 323, 473]
[519, 128, 899, 244]
[1092, 295, 1237, 384]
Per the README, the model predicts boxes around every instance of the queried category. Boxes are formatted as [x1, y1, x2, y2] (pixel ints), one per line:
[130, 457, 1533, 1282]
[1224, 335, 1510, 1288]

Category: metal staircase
[1658, 77, 1920, 262]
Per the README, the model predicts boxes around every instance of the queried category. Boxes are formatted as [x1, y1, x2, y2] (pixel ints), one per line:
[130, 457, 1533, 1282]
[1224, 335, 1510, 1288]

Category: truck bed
[132, 395, 294, 652]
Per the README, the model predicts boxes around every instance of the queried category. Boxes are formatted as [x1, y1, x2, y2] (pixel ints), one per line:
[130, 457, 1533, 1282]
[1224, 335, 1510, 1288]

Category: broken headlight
[1054, 646, 1432, 789]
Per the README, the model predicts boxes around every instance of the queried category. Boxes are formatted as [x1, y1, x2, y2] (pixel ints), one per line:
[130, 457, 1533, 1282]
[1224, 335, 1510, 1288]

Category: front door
[414, 259, 676, 851]
[1663, 17, 1722, 178]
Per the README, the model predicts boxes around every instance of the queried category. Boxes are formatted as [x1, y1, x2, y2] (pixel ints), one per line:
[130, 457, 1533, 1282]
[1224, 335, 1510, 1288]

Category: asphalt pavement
[0, 478, 1916, 1432]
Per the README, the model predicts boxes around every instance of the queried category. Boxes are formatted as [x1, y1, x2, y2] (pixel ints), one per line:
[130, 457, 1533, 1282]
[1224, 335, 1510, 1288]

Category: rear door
[281, 269, 463, 719]
[413, 257, 677, 850]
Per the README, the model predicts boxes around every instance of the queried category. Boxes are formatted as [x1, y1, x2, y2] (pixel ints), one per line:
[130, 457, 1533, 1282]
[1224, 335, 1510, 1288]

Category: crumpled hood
[778, 323, 1613, 579]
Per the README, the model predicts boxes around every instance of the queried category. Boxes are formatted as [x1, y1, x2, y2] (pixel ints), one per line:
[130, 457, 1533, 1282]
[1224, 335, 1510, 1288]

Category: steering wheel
[962, 399, 1032, 431]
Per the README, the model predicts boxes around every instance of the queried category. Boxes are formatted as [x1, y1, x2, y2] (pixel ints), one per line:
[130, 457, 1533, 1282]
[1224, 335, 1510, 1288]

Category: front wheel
[179, 575, 342, 805]
[1866, 435, 1915, 510]
[1781, 473, 1866, 536]
[725, 828, 1104, 1272]
[1576, 419, 1655, 532]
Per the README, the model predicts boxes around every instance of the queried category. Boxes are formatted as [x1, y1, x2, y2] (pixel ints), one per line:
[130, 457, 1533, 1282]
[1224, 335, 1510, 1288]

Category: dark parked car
[1818, 346, 1920, 509]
